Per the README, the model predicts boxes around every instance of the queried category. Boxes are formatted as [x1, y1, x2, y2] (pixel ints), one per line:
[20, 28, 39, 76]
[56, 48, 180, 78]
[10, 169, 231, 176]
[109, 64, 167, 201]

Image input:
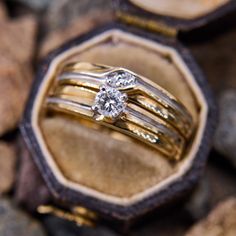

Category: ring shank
[45, 62, 195, 161]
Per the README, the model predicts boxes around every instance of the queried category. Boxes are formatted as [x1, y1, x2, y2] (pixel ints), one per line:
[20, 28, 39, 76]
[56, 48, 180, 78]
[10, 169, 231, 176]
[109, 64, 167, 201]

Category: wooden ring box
[21, 0, 235, 228]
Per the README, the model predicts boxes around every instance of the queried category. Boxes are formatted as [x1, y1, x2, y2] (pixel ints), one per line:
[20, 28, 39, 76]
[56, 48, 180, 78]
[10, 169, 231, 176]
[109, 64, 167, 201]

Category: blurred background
[0, 0, 235, 235]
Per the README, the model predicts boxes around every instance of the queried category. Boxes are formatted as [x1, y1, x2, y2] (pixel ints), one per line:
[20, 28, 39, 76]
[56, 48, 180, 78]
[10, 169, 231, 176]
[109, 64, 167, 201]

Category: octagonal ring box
[20, 0, 236, 229]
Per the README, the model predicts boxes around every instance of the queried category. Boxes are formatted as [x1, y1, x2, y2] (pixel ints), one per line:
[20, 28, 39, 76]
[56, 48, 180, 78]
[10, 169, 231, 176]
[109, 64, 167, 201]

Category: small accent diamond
[93, 85, 127, 119]
[106, 71, 136, 88]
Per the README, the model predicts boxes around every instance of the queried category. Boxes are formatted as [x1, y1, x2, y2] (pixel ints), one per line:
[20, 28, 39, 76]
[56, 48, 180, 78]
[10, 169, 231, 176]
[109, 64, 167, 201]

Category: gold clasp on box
[38, 205, 98, 227]
[116, 11, 177, 37]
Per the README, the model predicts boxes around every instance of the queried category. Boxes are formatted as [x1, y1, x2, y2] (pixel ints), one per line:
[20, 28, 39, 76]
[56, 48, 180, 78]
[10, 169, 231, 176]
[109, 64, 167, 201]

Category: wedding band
[46, 62, 194, 161]
[61, 62, 193, 138]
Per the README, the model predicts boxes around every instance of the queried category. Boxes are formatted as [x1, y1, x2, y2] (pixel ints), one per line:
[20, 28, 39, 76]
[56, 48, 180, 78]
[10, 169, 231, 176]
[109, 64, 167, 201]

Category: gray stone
[15, 139, 51, 212]
[0, 142, 16, 194]
[40, 10, 113, 57]
[190, 29, 236, 94]
[45, 0, 113, 32]
[185, 198, 236, 236]
[185, 178, 210, 220]
[0, 3, 36, 136]
[43, 216, 119, 236]
[8, 0, 49, 11]
[214, 90, 236, 167]
[0, 198, 46, 236]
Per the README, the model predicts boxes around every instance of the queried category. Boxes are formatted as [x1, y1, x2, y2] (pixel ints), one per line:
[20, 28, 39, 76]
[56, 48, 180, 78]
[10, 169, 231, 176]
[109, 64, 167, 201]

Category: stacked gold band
[46, 62, 194, 161]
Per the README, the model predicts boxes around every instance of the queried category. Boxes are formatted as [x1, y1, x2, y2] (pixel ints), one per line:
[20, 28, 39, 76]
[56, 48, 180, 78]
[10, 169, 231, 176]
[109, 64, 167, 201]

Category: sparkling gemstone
[106, 71, 136, 88]
[93, 85, 127, 118]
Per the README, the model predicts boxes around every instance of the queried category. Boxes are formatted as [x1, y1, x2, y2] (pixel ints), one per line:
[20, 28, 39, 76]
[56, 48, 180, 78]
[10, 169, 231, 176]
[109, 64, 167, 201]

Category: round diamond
[94, 85, 127, 118]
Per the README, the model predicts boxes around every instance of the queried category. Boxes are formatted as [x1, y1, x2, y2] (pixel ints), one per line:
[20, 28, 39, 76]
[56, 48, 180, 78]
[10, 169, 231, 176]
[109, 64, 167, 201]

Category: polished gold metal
[61, 62, 194, 139]
[47, 85, 184, 159]
[46, 62, 195, 161]
[116, 11, 177, 37]
[38, 205, 97, 227]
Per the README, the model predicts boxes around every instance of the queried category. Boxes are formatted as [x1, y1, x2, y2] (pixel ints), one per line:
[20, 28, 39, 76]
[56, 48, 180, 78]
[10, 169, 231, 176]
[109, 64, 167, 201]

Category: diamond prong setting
[92, 70, 137, 120]
[105, 71, 136, 89]
[93, 85, 127, 119]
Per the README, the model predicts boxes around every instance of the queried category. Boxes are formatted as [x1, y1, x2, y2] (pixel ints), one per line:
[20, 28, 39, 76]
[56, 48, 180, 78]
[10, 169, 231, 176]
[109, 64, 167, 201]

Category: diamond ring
[46, 62, 195, 160]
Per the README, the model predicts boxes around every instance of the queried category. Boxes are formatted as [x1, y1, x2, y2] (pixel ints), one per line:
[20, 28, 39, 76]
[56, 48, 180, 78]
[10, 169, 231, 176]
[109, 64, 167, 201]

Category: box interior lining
[31, 29, 207, 206]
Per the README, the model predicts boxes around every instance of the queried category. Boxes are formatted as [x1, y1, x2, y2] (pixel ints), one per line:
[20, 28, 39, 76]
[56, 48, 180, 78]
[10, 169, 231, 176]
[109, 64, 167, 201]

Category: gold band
[46, 62, 194, 161]
[61, 62, 194, 139]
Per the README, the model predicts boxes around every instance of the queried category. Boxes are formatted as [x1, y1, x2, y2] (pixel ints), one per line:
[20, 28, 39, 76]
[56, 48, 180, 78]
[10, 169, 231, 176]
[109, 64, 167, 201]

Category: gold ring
[46, 62, 195, 161]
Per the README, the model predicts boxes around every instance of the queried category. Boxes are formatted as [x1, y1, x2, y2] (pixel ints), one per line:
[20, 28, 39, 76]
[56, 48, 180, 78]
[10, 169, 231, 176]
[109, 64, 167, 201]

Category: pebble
[186, 197, 236, 236]
[43, 216, 119, 236]
[0, 198, 46, 236]
[45, 0, 113, 33]
[40, 8, 113, 57]
[0, 3, 36, 136]
[15, 140, 51, 212]
[185, 178, 210, 220]
[214, 90, 236, 167]
[0, 142, 16, 194]
[7, 0, 49, 11]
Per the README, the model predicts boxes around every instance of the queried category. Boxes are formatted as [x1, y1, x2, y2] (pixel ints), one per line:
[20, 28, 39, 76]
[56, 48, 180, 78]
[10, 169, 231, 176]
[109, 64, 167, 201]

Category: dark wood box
[20, 0, 234, 229]
[115, 0, 236, 39]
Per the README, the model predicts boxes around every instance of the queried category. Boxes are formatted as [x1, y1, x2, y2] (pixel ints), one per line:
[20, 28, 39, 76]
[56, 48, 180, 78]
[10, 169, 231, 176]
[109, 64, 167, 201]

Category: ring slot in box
[20, 0, 234, 227]
[21, 24, 215, 221]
